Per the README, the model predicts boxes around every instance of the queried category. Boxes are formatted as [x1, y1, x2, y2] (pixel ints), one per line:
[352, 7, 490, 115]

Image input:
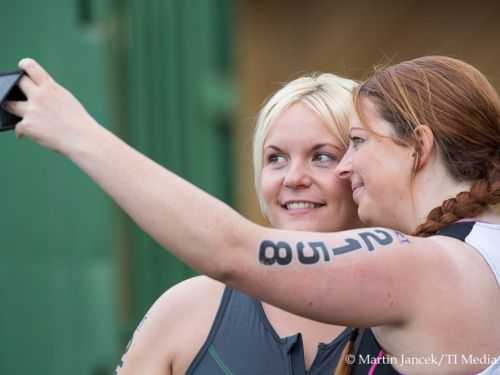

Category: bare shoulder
[384, 233, 487, 285]
[394, 234, 500, 330]
[154, 275, 226, 316]
[383, 235, 500, 359]
[374, 234, 499, 361]
[398, 235, 489, 297]
[347, 233, 475, 325]
[116, 276, 226, 375]
[428, 234, 499, 289]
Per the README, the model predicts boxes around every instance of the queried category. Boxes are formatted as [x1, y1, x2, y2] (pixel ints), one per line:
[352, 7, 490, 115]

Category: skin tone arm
[115, 276, 225, 375]
[6, 59, 461, 329]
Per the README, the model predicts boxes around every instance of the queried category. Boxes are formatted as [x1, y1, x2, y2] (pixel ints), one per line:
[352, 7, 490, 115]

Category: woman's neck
[473, 207, 500, 224]
[411, 166, 473, 233]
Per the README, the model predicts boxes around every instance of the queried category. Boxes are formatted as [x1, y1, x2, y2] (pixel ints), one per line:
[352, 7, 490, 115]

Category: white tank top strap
[463, 222, 500, 287]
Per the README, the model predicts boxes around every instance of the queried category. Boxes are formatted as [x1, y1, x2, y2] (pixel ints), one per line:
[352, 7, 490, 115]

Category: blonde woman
[119, 74, 361, 374]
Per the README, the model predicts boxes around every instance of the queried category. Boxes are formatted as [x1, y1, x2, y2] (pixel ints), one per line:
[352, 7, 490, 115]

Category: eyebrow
[349, 126, 370, 135]
[312, 143, 342, 151]
[264, 143, 342, 152]
[264, 145, 283, 153]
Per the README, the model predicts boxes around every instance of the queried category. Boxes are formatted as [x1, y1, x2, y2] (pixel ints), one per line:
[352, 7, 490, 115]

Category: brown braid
[415, 157, 500, 236]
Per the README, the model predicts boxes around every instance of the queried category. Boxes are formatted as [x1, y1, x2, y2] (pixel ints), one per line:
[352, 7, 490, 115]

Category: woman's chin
[281, 222, 320, 231]
[357, 204, 377, 227]
[279, 220, 339, 233]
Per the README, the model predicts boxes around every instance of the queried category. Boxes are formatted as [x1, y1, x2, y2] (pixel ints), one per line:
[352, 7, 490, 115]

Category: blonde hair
[252, 73, 358, 213]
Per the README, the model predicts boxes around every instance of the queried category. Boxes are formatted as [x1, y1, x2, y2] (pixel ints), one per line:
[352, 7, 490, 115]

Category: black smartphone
[0, 70, 26, 132]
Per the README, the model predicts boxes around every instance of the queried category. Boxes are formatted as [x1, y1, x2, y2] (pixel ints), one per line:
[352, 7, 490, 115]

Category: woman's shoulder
[429, 222, 500, 291]
[413, 223, 500, 328]
[116, 276, 227, 375]
[157, 276, 226, 308]
[151, 276, 227, 329]
[430, 221, 500, 272]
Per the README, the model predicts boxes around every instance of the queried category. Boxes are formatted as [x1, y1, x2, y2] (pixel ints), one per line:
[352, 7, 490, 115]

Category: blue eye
[313, 153, 336, 163]
[349, 136, 365, 148]
[267, 154, 286, 164]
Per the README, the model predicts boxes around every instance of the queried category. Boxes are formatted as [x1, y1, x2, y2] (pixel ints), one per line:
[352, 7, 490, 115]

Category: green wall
[0, 1, 233, 374]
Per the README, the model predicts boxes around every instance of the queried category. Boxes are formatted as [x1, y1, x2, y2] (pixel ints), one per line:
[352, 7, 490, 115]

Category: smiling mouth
[282, 201, 325, 210]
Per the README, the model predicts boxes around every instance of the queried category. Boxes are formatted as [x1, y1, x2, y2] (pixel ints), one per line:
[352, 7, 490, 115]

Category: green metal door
[0, 1, 119, 374]
[0, 1, 234, 373]
[118, 0, 235, 333]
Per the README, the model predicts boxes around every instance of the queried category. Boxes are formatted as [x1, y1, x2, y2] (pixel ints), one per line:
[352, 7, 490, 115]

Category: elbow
[202, 249, 238, 286]
[209, 236, 241, 286]
[213, 264, 234, 285]
[211, 218, 258, 287]
[213, 255, 250, 292]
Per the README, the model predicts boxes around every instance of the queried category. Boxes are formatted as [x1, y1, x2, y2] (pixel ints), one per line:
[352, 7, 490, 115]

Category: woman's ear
[413, 125, 435, 171]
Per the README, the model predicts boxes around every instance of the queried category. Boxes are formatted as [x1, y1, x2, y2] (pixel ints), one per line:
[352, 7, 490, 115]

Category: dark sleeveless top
[186, 287, 352, 375]
[187, 222, 498, 374]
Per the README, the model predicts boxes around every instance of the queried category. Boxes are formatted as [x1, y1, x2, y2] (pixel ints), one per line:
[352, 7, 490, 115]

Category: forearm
[7, 58, 255, 285]
[67, 121, 251, 280]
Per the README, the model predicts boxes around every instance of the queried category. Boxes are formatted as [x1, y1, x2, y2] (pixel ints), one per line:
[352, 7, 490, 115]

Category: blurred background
[1, 0, 500, 373]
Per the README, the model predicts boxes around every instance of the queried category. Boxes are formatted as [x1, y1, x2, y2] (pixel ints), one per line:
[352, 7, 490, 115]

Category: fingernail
[19, 58, 31, 68]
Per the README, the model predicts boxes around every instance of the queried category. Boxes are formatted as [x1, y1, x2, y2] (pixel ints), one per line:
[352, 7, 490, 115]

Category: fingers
[3, 100, 28, 117]
[17, 76, 37, 96]
[15, 122, 27, 139]
[18, 58, 54, 86]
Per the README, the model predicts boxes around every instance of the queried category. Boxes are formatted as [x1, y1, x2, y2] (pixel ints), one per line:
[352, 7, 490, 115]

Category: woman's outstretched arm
[8, 58, 254, 280]
[7, 58, 454, 328]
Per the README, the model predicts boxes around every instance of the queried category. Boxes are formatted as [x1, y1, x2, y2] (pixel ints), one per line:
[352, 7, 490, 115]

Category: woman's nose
[283, 162, 312, 189]
[335, 151, 353, 180]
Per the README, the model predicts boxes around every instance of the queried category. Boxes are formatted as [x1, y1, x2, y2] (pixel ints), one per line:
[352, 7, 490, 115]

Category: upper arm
[226, 226, 450, 328]
[115, 292, 176, 375]
[116, 276, 224, 375]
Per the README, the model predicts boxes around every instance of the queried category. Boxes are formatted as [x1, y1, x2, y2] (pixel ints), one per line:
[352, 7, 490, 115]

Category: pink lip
[351, 184, 364, 203]
[282, 206, 323, 217]
[351, 183, 363, 193]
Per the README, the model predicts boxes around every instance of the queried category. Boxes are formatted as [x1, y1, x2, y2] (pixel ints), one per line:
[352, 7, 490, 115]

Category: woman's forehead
[350, 98, 395, 136]
[264, 104, 345, 147]
[263, 130, 345, 152]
